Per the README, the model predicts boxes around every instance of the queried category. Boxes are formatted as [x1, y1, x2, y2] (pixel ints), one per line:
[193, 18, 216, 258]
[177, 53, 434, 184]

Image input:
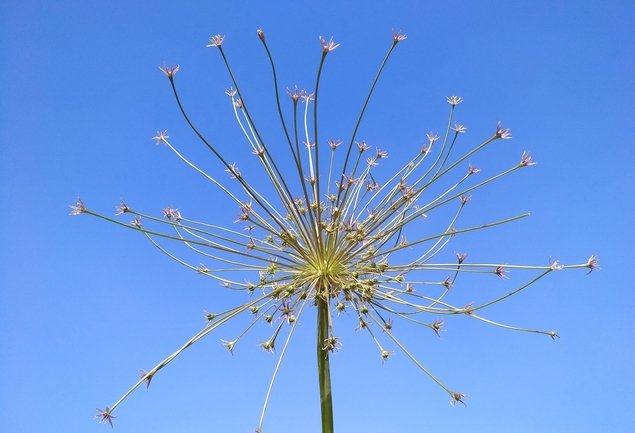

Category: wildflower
[455, 252, 468, 264]
[221, 339, 236, 354]
[432, 319, 445, 338]
[81, 32, 596, 431]
[520, 151, 536, 166]
[95, 407, 116, 428]
[275, 299, 296, 323]
[495, 266, 509, 279]
[225, 162, 241, 179]
[286, 86, 305, 103]
[452, 123, 467, 133]
[69, 198, 85, 215]
[549, 257, 563, 271]
[158, 63, 180, 78]
[446, 95, 463, 106]
[586, 255, 600, 274]
[323, 336, 343, 353]
[115, 199, 129, 216]
[375, 148, 388, 159]
[467, 163, 480, 175]
[162, 206, 181, 221]
[495, 121, 512, 139]
[327, 138, 342, 149]
[138, 369, 153, 389]
[206, 34, 225, 48]
[319, 36, 340, 53]
[442, 276, 453, 291]
[356, 141, 371, 152]
[381, 349, 395, 364]
[129, 216, 141, 228]
[152, 130, 169, 144]
[259, 339, 275, 353]
[391, 29, 407, 43]
[450, 392, 470, 407]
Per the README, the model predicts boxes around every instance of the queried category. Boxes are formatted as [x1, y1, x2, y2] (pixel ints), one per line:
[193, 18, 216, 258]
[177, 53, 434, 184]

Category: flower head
[467, 163, 480, 175]
[82, 32, 596, 429]
[115, 199, 129, 216]
[95, 407, 116, 428]
[455, 252, 468, 264]
[495, 266, 509, 279]
[69, 198, 85, 216]
[319, 36, 340, 53]
[549, 257, 563, 271]
[159, 63, 180, 78]
[459, 195, 472, 205]
[495, 121, 512, 139]
[586, 255, 600, 274]
[432, 319, 445, 338]
[327, 138, 342, 149]
[450, 392, 470, 407]
[452, 123, 467, 133]
[206, 34, 225, 48]
[138, 368, 153, 389]
[520, 151, 536, 166]
[391, 29, 407, 43]
[152, 130, 169, 144]
[131, 216, 142, 228]
[446, 96, 463, 106]
[257, 29, 265, 41]
[286, 86, 305, 103]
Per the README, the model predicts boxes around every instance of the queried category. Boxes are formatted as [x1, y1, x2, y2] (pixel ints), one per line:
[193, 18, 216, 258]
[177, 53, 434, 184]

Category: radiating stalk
[317, 296, 334, 433]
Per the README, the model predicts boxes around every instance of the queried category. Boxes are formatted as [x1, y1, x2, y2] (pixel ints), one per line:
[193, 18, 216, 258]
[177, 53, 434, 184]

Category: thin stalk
[317, 296, 334, 433]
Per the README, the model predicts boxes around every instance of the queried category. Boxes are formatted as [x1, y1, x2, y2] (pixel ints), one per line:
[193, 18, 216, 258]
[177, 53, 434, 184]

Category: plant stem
[317, 297, 334, 433]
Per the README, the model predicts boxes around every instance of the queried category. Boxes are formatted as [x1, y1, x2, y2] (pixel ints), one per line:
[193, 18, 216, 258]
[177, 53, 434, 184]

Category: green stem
[317, 297, 334, 433]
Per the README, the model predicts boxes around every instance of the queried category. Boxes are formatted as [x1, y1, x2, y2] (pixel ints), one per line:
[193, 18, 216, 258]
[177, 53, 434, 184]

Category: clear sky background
[1, 1, 634, 432]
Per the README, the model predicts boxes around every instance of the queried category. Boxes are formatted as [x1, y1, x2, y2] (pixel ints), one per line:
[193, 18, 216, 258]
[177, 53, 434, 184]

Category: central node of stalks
[303, 253, 349, 298]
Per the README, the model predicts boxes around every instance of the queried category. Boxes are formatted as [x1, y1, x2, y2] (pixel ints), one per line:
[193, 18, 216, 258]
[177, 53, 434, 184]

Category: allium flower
[496, 121, 512, 139]
[286, 86, 305, 103]
[206, 34, 225, 48]
[452, 123, 467, 133]
[95, 407, 116, 428]
[69, 197, 85, 215]
[391, 29, 407, 43]
[115, 199, 129, 216]
[446, 95, 463, 106]
[586, 255, 601, 274]
[319, 36, 340, 53]
[152, 130, 169, 144]
[158, 63, 180, 78]
[450, 392, 470, 407]
[76, 30, 598, 432]
[137, 369, 153, 389]
[495, 266, 509, 279]
[520, 151, 536, 166]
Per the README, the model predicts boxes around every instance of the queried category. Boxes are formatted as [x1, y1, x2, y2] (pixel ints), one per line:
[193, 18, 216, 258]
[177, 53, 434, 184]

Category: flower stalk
[317, 297, 334, 433]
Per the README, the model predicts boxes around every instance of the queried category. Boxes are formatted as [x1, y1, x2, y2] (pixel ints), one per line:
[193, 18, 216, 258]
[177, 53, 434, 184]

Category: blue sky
[1, 1, 634, 432]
